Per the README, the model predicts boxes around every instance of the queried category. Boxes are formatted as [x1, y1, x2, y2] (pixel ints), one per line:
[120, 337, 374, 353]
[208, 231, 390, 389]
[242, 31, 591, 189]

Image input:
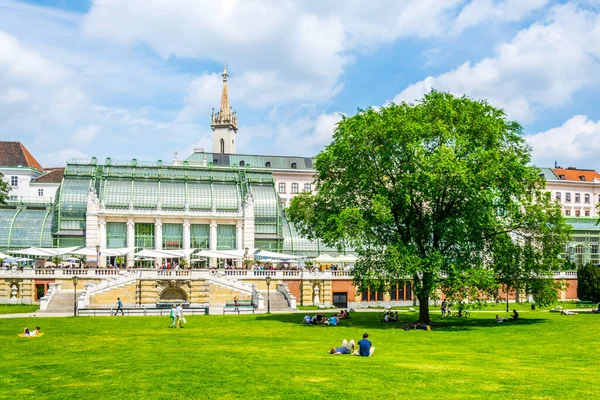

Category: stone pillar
[183, 219, 191, 264]
[98, 219, 107, 267]
[236, 222, 243, 269]
[155, 218, 163, 266]
[209, 219, 217, 268]
[126, 217, 135, 268]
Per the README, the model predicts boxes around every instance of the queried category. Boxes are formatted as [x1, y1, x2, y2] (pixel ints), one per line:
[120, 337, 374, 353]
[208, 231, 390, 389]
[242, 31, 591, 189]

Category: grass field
[1, 311, 599, 399]
[0, 304, 39, 314]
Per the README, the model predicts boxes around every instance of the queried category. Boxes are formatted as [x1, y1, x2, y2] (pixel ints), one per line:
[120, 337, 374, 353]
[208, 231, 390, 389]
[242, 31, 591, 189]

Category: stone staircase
[262, 290, 292, 311]
[42, 291, 80, 313]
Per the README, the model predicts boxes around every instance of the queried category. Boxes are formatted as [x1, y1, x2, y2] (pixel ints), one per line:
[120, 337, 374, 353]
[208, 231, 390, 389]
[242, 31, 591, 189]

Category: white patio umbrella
[0, 251, 11, 259]
[335, 254, 359, 263]
[311, 254, 338, 264]
[10, 247, 80, 257]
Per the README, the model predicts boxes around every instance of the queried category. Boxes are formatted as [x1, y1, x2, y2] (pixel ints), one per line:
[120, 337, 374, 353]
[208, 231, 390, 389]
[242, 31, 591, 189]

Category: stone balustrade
[0, 268, 579, 281]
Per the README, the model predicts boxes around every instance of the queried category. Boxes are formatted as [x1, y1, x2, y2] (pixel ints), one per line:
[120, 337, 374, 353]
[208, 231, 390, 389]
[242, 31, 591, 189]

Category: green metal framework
[135, 223, 155, 248]
[217, 225, 236, 250]
[107, 222, 127, 248]
[0, 205, 54, 251]
[190, 224, 209, 249]
[163, 223, 183, 249]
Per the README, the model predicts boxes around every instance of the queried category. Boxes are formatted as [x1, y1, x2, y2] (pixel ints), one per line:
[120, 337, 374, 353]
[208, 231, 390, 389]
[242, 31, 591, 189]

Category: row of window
[5, 176, 44, 196]
[565, 209, 591, 217]
[555, 192, 598, 203]
[278, 182, 311, 194]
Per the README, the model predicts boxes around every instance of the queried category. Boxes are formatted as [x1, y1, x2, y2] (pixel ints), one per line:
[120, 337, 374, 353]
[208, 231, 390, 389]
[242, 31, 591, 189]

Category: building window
[220, 138, 225, 154]
[38, 189, 44, 197]
[555, 192, 561, 201]
[278, 183, 286, 193]
[575, 193, 580, 203]
[304, 183, 311, 192]
[9, 195, 17, 201]
[291, 183, 298, 193]
[565, 210, 570, 216]
[281, 200, 286, 209]
[585, 194, 590, 203]
[576, 210, 580, 217]
[566, 193, 571, 202]
[585, 210, 590, 217]
[10, 176, 18, 186]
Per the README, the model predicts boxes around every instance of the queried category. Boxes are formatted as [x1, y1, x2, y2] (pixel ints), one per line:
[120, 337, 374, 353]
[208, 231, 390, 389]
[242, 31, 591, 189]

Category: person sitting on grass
[329, 339, 355, 354]
[593, 303, 600, 314]
[356, 333, 375, 356]
[302, 313, 312, 324]
[328, 314, 339, 326]
[511, 309, 519, 320]
[23, 326, 40, 336]
[496, 314, 508, 322]
[312, 313, 324, 324]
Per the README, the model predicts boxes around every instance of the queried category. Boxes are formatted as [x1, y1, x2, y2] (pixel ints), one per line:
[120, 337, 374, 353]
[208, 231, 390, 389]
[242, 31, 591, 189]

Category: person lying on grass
[329, 339, 355, 354]
[23, 326, 40, 336]
[561, 310, 578, 315]
[496, 314, 508, 322]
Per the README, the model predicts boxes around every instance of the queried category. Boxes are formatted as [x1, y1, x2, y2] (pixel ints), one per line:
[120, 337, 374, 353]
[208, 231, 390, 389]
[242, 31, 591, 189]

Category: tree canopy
[287, 91, 570, 323]
[0, 172, 9, 205]
[577, 263, 600, 303]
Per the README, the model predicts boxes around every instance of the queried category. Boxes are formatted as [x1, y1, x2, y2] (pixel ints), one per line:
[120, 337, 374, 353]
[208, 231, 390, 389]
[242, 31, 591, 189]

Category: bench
[223, 299, 255, 314]
[576, 301, 594, 308]
[77, 306, 208, 316]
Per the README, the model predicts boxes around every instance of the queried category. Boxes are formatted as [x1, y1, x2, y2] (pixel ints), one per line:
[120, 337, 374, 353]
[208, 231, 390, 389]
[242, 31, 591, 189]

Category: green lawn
[1, 311, 599, 399]
[0, 304, 39, 314]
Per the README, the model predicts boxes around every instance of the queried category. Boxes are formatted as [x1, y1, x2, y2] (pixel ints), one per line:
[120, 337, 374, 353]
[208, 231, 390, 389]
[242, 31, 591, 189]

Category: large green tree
[0, 172, 10, 205]
[288, 91, 570, 323]
[577, 263, 600, 303]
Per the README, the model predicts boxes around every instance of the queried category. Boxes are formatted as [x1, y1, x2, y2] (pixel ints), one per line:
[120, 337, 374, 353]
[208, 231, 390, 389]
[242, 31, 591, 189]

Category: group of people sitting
[381, 310, 399, 323]
[495, 309, 520, 322]
[401, 322, 430, 331]
[303, 310, 350, 325]
[329, 333, 375, 356]
[303, 313, 339, 325]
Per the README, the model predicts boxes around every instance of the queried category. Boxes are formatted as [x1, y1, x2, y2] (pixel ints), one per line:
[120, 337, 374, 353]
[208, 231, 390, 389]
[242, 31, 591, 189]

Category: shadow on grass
[255, 312, 548, 332]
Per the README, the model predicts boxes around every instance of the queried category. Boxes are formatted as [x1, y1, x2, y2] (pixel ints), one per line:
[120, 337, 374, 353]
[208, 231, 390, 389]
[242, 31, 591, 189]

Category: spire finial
[222, 65, 228, 81]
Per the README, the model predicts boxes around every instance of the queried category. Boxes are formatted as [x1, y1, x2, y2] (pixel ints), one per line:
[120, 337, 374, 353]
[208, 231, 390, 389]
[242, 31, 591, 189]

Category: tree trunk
[418, 294, 432, 325]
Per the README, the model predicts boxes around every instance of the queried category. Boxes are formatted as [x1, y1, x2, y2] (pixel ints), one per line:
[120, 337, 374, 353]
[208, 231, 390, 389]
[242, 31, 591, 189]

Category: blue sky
[2, 0, 600, 170]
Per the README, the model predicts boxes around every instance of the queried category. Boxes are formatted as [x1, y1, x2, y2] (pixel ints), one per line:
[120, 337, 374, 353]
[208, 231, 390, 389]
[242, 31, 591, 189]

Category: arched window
[220, 138, 225, 154]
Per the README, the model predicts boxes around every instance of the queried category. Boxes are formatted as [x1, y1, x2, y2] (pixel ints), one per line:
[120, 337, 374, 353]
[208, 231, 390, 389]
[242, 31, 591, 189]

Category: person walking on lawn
[114, 297, 124, 316]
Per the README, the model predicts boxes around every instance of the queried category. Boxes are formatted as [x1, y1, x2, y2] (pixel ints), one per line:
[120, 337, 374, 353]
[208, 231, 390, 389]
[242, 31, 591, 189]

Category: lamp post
[265, 276, 271, 314]
[72, 275, 78, 317]
[95, 244, 101, 268]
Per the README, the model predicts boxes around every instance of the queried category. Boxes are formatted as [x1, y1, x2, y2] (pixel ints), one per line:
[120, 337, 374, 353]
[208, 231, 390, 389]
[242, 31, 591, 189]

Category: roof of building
[32, 168, 65, 184]
[185, 152, 314, 170]
[538, 167, 559, 181]
[552, 167, 600, 182]
[564, 217, 600, 231]
[0, 141, 44, 171]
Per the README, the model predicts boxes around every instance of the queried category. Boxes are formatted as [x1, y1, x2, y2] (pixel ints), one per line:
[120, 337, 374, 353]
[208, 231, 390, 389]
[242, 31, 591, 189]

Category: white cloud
[273, 112, 343, 155]
[454, 0, 548, 32]
[45, 148, 89, 166]
[72, 125, 100, 147]
[527, 115, 600, 169]
[393, 4, 600, 122]
[82, 0, 547, 109]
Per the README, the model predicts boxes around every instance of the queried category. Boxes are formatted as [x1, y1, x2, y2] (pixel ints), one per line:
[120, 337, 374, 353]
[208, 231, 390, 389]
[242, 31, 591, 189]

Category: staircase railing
[78, 271, 138, 308]
[39, 282, 61, 311]
[276, 283, 297, 309]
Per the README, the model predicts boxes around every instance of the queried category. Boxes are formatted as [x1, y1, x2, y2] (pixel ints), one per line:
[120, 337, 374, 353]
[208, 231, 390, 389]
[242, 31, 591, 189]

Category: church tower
[211, 66, 238, 154]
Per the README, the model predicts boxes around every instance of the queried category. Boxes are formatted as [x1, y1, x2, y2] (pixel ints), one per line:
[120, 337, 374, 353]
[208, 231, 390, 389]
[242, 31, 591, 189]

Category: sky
[2, 0, 600, 170]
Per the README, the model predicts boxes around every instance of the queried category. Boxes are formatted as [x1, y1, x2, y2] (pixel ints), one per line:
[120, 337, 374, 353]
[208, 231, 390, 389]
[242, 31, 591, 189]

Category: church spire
[211, 65, 238, 132]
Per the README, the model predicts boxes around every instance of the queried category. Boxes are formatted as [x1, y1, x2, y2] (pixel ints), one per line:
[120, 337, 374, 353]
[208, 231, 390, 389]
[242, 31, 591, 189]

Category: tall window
[565, 209, 571, 216]
[38, 189, 44, 197]
[291, 183, 299, 193]
[585, 193, 590, 203]
[555, 192, 561, 201]
[585, 210, 590, 217]
[576, 210, 581, 217]
[278, 182, 286, 193]
[10, 176, 18, 186]
[304, 183, 311, 192]
[575, 193, 581, 202]
[220, 138, 225, 154]
[566, 193, 571, 202]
